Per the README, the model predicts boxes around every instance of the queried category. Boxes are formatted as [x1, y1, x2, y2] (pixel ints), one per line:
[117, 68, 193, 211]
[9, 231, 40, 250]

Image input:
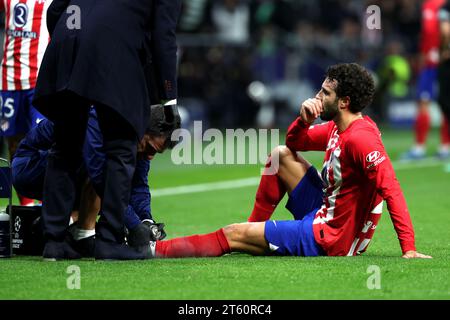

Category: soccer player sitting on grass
[149, 63, 431, 259]
[11, 105, 177, 257]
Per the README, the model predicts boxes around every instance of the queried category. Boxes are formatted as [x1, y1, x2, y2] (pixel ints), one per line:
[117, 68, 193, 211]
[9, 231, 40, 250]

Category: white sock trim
[413, 145, 425, 153]
[439, 145, 449, 153]
[71, 227, 96, 241]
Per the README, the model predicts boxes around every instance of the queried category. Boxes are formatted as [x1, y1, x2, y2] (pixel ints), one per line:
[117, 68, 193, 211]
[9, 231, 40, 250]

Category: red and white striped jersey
[286, 116, 416, 256]
[420, 0, 446, 67]
[0, 0, 52, 91]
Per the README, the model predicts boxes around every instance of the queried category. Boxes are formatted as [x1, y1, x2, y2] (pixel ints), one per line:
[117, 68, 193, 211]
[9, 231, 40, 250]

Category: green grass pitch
[0, 127, 449, 300]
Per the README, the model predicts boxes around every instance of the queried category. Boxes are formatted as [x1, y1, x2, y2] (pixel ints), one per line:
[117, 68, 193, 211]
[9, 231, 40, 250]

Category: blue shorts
[416, 67, 438, 101]
[264, 166, 325, 256]
[0, 89, 44, 136]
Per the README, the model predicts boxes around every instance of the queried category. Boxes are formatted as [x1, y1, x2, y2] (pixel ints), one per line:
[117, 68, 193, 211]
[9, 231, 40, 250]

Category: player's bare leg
[275, 146, 312, 193]
[248, 145, 311, 221]
[68, 179, 99, 257]
[154, 222, 268, 258]
[222, 222, 269, 255]
[223, 147, 313, 255]
[76, 179, 100, 230]
[154, 146, 313, 258]
[154, 148, 314, 259]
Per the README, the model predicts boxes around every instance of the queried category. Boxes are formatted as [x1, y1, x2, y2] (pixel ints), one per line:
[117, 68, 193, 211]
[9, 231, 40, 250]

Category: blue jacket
[12, 108, 152, 229]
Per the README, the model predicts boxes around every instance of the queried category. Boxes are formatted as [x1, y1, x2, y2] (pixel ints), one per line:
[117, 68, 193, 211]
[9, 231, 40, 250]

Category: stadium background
[1, 0, 449, 300]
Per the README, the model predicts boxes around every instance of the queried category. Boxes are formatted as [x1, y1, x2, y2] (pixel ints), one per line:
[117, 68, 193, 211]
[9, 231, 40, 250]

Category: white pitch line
[393, 159, 444, 171]
[152, 160, 446, 198]
[152, 177, 260, 197]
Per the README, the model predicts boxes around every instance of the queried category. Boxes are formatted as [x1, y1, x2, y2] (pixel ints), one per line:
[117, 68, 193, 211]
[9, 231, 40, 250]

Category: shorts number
[1, 97, 15, 118]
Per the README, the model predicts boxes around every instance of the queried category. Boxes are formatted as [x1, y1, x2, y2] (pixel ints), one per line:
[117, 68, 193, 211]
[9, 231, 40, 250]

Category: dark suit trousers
[42, 91, 137, 244]
[438, 60, 450, 136]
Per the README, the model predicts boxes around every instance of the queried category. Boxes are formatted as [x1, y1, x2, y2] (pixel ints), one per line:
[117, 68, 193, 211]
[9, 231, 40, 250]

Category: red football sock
[247, 155, 286, 222]
[155, 229, 231, 258]
[441, 116, 450, 145]
[18, 195, 35, 206]
[415, 111, 431, 145]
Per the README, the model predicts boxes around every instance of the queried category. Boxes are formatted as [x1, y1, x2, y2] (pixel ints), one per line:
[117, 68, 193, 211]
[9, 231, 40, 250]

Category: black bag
[8, 205, 44, 256]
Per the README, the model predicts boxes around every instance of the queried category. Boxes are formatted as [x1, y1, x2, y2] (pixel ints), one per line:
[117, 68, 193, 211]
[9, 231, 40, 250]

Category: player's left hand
[402, 251, 432, 259]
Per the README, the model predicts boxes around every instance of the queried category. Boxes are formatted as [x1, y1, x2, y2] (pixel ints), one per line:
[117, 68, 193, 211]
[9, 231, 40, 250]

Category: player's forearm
[374, 163, 416, 253]
[124, 205, 142, 230]
[286, 117, 328, 152]
[382, 188, 416, 254]
[285, 117, 310, 151]
[129, 197, 151, 221]
[129, 176, 151, 221]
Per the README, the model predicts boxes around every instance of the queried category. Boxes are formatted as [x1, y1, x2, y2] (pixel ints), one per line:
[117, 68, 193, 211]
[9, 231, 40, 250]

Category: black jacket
[33, 0, 181, 138]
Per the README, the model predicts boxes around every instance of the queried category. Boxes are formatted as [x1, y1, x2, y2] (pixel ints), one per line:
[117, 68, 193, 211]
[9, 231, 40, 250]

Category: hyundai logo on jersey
[366, 151, 381, 163]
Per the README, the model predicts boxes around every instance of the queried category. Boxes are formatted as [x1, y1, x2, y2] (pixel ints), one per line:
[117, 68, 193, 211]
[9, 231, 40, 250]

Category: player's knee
[271, 145, 306, 166]
[223, 223, 248, 243]
[271, 146, 291, 164]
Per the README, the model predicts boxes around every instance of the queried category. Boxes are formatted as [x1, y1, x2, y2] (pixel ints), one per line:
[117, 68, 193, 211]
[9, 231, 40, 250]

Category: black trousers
[42, 90, 137, 244]
[438, 60, 450, 136]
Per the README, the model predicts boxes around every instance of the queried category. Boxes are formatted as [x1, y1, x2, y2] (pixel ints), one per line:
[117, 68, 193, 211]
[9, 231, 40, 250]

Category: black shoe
[66, 224, 96, 258]
[94, 237, 153, 260]
[42, 240, 82, 261]
[68, 235, 95, 258]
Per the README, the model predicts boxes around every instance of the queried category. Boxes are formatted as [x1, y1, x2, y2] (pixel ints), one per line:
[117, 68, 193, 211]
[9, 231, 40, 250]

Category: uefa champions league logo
[14, 216, 21, 233]
[13, 3, 28, 28]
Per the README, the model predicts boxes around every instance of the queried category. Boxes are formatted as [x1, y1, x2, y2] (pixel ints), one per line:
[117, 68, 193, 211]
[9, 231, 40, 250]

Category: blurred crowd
[177, 0, 425, 129]
[0, 0, 427, 134]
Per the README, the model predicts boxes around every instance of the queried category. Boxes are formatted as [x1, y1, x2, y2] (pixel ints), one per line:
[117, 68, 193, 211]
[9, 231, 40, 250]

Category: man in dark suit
[32, 0, 182, 260]
[439, 1, 450, 136]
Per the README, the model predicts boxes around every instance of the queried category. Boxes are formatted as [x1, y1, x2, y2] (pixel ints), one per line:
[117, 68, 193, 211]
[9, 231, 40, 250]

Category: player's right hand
[159, 104, 181, 133]
[300, 98, 323, 124]
[402, 250, 432, 259]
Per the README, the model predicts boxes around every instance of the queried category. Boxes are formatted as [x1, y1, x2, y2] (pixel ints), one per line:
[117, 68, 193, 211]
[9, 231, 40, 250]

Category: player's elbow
[285, 137, 304, 152]
[285, 137, 296, 150]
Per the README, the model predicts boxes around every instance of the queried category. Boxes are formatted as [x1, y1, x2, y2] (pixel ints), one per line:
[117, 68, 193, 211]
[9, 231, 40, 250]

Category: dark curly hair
[326, 63, 375, 113]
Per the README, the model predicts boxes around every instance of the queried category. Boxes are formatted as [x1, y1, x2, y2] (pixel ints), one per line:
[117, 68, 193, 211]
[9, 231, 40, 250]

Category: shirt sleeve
[12, 119, 54, 159]
[150, 0, 182, 100]
[285, 117, 331, 152]
[83, 109, 106, 189]
[346, 128, 416, 254]
[24, 119, 54, 151]
[129, 159, 152, 221]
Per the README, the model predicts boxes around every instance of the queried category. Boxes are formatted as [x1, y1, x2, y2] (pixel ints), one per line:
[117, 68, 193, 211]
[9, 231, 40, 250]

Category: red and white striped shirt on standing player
[0, 0, 52, 91]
